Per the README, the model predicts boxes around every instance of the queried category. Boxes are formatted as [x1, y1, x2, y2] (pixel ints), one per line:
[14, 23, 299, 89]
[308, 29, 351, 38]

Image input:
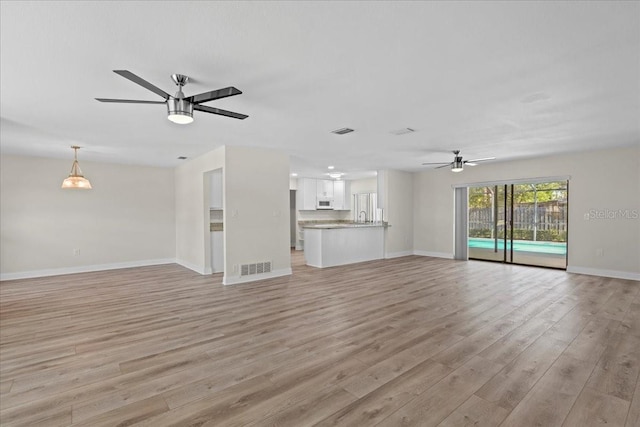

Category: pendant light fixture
[61, 146, 92, 189]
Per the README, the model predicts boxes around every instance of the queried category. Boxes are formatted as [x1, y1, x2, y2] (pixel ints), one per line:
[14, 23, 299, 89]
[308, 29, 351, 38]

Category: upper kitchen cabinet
[333, 180, 350, 210]
[296, 178, 318, 210]
[316, 179, 334, 198]
[296, 177, 350, 211]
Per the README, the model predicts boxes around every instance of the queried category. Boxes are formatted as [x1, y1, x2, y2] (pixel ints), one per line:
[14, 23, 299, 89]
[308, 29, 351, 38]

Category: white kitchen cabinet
[296, 178, 350, 210]
[332, 180, 351, 210]
[303, 225, 385, 268]
[316, 179, 334, 198]
[296, 178, 318, 210]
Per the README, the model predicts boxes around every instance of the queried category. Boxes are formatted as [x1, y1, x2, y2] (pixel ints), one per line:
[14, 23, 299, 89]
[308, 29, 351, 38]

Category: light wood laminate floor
[1, 253, 639, 426]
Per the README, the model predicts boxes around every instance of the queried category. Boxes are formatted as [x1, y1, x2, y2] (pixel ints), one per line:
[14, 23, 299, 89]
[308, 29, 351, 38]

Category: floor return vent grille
[240, 261, 272, 276]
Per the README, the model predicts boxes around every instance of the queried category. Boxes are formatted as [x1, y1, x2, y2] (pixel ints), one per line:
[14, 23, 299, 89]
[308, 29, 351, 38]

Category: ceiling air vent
[390, 128, 416, 135]
[331, 127, 354, 135]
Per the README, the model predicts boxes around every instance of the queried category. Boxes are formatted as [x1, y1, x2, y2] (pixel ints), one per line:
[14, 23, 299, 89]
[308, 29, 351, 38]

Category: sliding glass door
[468, 181, 567, 269]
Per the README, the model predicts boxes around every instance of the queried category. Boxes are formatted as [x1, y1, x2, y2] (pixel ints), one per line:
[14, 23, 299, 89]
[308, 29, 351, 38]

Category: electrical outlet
[73, 248, 80, 256]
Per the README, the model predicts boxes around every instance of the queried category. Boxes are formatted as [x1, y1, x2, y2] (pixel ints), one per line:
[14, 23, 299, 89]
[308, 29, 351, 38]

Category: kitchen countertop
[302, 222, 388, 229]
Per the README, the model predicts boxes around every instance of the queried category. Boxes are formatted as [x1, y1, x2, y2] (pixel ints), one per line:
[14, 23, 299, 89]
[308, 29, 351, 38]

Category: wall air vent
[390, 128, 416, 135]
[240, 261, 272, 277]
[331, 127, 354, 135]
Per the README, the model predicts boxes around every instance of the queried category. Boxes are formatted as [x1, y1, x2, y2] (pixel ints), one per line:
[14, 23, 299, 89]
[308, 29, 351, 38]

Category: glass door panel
[510, 182, 568, 268]
[468, 185, 507, 262]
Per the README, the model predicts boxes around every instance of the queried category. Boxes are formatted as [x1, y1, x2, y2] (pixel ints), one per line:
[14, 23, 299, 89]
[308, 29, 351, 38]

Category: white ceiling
[1, 1, 638, 179]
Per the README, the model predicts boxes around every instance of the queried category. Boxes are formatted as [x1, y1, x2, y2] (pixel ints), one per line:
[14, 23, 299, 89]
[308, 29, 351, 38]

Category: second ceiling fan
[422, 150, 496, 172]
[96, 70, 248, 124]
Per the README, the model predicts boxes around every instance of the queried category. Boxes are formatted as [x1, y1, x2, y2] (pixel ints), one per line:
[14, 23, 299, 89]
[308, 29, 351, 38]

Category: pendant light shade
[62, 146, 92, 189]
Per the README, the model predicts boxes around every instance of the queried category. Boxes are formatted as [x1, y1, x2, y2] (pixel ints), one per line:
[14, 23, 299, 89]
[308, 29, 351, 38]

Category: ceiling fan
[422, 150, 496, 172]
[96, 70, 248, 124]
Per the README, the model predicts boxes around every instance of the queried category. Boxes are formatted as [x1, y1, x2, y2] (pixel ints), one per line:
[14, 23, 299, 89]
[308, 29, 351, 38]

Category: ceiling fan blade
[113, 70, 170, 100]
[187, 87, 242, 104]
[435, 163, 453, 169]
[421, 162, 451, 165]
[465, 157, 496, 163]
[194, 104, 248, 120]
[95, 98, 165, 104]
[465, 162, 478, 166]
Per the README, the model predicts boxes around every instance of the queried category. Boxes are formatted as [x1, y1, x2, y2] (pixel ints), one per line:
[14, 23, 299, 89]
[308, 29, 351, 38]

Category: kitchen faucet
[359, 211, 367, 223]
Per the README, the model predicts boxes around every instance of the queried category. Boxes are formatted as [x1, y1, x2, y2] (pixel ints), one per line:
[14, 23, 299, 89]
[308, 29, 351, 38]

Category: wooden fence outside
[469, 204, 567, 232]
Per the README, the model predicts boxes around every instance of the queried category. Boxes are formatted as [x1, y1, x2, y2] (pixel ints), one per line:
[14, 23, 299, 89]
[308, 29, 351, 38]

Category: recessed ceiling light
[390, 127, 416, 135]
[327, 166, 335, 170]
[328, 172, 343, 179]
[331, 127, 354, 135]
[291, 173, 298, 177]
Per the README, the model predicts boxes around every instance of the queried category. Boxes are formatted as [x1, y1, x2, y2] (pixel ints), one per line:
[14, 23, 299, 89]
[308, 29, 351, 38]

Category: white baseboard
[223, 268, 292, 286]
[0, 258, 176, 281]
[566, 266, 640, 281]
[385, 251, 414, 259]
[175, 259, 207, 275]
[413, 250, 455, 259]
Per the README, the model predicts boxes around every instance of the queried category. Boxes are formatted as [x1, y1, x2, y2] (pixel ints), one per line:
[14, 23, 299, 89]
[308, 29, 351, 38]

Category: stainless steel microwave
[316, 198, 334, 209]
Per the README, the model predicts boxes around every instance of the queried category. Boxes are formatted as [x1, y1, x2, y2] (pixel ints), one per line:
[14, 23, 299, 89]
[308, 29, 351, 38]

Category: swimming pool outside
[468, 237, 567, 255]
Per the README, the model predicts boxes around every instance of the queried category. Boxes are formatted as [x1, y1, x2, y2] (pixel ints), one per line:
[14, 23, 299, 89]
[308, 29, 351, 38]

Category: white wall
[174, 146, 291, 284]
[413, 146, 640, 280]
[413, 168, 458, 259]
[224, 146, 291, 284]
[0, 155, 175, 280]
[384, 170, 415, 258]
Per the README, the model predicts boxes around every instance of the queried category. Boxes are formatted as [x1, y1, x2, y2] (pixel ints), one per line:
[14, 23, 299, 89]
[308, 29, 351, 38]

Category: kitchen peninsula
[302, 223, 387, 268]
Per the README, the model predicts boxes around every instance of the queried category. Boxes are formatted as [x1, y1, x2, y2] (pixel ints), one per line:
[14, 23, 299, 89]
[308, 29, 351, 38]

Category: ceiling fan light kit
[61, 146, 92, 189]
[96, 70, 248, 124]
[167, 98, 194, 124]
[451, 158, 464, 173]
[167, 74, 194, 124]
[422, 150, 496, 173]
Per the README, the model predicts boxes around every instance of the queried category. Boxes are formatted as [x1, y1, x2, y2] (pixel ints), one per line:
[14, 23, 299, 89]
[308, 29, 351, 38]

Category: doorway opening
[467, 180, 568, 269]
